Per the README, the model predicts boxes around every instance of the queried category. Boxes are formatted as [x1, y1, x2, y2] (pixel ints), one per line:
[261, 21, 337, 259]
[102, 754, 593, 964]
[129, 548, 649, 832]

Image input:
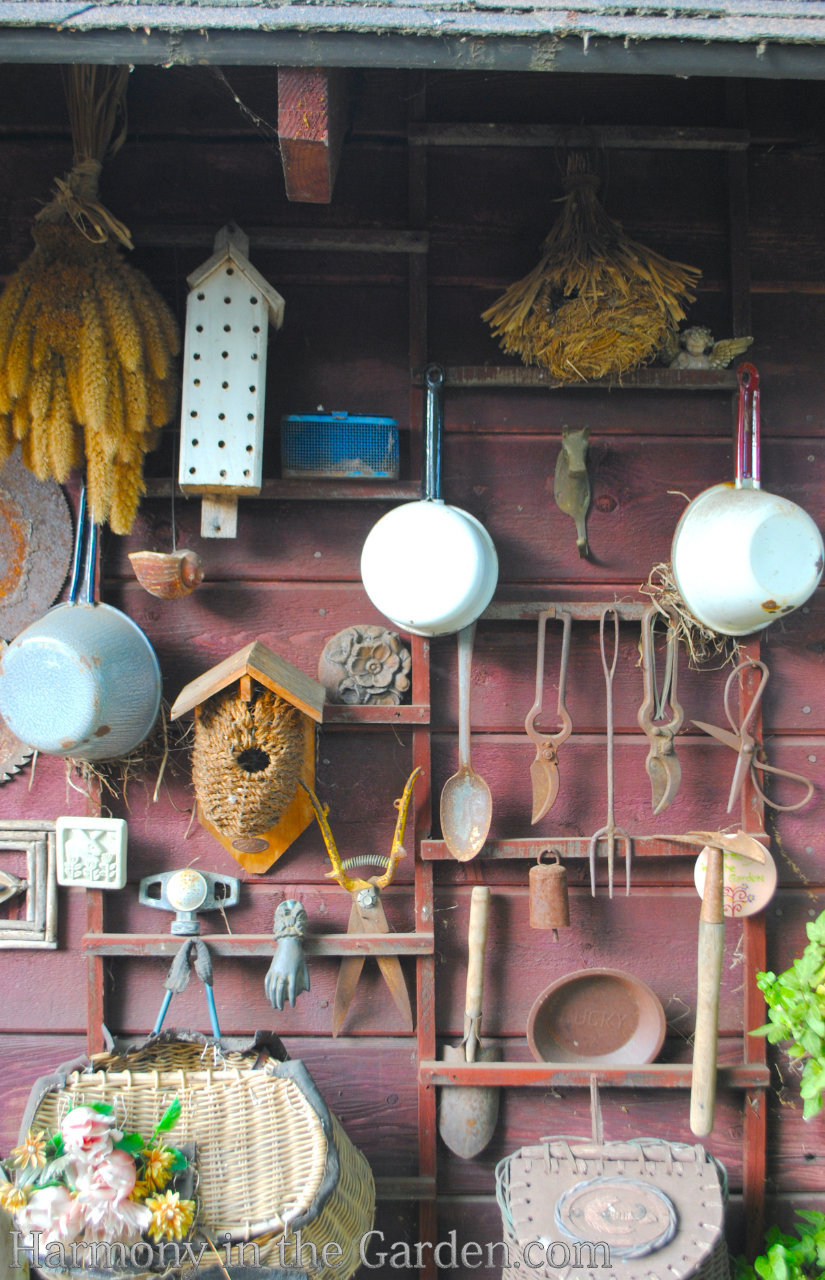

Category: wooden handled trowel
[438, 885, 501, 1158]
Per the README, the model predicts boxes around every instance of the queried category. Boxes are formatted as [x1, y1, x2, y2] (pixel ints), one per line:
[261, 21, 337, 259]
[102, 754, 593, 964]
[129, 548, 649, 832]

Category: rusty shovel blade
[438, 1040, 501, 1159]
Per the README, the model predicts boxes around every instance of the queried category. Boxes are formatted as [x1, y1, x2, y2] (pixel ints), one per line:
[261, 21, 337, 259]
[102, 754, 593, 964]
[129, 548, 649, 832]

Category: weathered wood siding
[1, 65, 824, 1274]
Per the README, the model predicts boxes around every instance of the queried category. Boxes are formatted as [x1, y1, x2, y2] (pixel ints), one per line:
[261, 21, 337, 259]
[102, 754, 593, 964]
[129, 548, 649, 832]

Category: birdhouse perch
[178, 224, 285, 539]
[170, 641, 325, 874]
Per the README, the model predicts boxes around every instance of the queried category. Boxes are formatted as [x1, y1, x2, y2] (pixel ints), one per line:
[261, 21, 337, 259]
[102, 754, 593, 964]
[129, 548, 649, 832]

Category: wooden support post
[739, 640, 767, 1260]
[277, 68, 350, 204]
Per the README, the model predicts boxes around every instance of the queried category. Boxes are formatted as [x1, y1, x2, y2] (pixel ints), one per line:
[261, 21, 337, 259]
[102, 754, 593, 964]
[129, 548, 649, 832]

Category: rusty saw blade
[0, 448, 73, 641]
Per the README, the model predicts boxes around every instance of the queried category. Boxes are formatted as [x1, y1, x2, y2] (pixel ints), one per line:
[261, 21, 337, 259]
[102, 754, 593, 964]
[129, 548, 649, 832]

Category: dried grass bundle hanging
[0, 67, 180, 533]
[481, 154, 701, 383]
[192, 685, 305, 838]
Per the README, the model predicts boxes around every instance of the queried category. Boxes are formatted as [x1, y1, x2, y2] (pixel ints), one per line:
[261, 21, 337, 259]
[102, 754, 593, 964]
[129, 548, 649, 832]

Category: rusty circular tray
[526, 968, 666, 1065]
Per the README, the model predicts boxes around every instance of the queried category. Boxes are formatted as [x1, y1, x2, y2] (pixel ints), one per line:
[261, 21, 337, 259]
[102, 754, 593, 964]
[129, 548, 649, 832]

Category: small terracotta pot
[128, 549, 204, 599]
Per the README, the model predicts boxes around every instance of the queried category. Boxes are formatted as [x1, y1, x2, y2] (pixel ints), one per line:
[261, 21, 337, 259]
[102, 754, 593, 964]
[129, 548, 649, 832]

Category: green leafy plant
[735, 1211, 825, 1280]
[751, 910, 825, 1119]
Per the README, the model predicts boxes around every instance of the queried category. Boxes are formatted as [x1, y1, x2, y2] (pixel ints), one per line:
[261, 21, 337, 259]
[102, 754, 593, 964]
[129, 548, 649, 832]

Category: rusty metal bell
[529, 850, 570, 938]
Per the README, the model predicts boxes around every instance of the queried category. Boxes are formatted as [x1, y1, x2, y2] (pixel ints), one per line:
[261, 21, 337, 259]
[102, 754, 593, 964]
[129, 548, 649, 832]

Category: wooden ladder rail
[739, 639, 768, 1260]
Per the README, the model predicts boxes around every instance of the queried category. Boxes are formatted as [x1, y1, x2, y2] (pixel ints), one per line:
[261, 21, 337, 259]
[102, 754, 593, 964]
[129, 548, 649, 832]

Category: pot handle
[67, 486, 100, 606]
[424, 363, 445, 502]
[735, 362, 761, 490]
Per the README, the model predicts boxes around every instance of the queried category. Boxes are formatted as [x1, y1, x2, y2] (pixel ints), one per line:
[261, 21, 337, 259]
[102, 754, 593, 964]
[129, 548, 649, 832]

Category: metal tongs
[637, 604, 684, 815]
[588, 607, 632, 897]
[693, 658, 815, 813]
[524, 608, 573, 823]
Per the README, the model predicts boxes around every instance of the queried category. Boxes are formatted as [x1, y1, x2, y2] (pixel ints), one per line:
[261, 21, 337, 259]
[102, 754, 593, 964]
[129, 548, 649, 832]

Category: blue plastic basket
[281, 412, 399, 479]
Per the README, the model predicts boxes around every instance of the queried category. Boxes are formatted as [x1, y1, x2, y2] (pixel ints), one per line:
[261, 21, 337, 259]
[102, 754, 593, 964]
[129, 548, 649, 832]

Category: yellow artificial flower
[142, 1146, 175, 1191]
[145, 1190, 196, 1243]
[131, 1178, 152, 1202]
[9, 1131, 48, 1170]
[0, 1183, 28, 1213]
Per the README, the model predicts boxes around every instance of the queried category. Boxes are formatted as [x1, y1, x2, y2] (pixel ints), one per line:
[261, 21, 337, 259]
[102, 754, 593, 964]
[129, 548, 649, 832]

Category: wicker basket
[495, 1137, 729, 1280]
[20, 1035, 375, 1280]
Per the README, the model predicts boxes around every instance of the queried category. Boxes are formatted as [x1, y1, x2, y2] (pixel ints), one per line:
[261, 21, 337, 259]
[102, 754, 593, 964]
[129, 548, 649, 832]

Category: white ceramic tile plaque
[56, 817, 127, 890]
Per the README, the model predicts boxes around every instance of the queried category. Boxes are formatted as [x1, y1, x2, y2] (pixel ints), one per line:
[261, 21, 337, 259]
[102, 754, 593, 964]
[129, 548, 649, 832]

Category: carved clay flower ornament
[318, 624, 412, 706]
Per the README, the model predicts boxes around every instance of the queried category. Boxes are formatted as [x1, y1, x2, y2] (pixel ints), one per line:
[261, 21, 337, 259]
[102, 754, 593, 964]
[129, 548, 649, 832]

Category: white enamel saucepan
[0, 488, 162, 761]
[360, 365, 499, 637]
[671, 363, 824, 636]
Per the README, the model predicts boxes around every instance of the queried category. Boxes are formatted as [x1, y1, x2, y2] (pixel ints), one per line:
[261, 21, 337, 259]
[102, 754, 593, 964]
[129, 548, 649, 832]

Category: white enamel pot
[360, 365, 498, 637]
[671, 363, 824, 636]
[0, 489, 162, 760]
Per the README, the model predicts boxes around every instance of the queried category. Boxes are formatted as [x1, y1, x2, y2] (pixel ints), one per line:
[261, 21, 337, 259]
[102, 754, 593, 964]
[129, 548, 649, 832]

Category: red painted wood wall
[1, 65, 824, 1274]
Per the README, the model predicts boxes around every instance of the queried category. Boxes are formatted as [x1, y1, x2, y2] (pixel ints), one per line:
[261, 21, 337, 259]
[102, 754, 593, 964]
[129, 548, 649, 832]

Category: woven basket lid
[505, 1139, 726, 1280]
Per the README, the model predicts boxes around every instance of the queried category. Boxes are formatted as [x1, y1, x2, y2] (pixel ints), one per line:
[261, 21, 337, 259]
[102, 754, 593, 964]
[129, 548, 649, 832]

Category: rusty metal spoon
[440, 622, 492, 861]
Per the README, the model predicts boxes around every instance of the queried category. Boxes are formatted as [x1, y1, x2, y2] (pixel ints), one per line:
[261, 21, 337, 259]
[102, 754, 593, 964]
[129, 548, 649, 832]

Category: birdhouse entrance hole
[236, 746, 270, 773]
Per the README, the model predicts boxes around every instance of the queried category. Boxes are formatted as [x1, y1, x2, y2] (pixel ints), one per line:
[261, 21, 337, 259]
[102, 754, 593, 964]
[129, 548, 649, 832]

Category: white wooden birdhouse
[170, 641, 325, 874]
[178, 224, 285, 539]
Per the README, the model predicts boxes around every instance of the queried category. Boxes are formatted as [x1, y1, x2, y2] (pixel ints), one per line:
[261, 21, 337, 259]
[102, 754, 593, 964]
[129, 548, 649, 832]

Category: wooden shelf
[408, 124, 750, 152]
[420, 1060, 771, 1090]
[82, 931, 434, 958]
[413, 366, 739, 391]
[133, 227, 430, 255]
[421, 836, 765, 861]
[482, 600, 648, 623]
[324, 704, 430, 725]
[145, 478, 421, 502]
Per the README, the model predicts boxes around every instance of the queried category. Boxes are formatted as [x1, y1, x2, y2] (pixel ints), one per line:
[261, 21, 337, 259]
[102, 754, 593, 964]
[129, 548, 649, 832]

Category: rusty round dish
[526, 968, 666, 1065]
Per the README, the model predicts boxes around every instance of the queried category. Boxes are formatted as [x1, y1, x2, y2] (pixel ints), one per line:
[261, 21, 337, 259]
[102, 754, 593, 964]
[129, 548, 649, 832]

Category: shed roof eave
[1, 23, 825, 76]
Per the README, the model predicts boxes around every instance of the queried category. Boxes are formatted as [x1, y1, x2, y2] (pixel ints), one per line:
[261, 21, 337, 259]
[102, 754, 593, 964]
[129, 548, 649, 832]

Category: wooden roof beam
[277, 67, 350, 204]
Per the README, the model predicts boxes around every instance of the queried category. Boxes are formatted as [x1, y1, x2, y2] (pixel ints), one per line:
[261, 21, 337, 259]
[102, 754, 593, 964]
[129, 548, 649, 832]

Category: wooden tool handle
[464, 886, 491, 1059]
[691, 846, 724, 1135]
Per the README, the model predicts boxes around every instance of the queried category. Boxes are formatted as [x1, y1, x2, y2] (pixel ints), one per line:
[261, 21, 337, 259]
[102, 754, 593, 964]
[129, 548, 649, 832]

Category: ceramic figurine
[665, 324, 753, 369]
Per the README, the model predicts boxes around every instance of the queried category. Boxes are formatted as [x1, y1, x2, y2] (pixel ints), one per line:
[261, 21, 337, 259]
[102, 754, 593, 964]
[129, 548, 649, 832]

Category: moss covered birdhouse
[170, 641, 325, 873]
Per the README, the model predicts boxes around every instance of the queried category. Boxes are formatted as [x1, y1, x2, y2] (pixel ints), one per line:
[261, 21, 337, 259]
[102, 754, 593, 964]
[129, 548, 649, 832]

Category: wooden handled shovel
[691, 844, 725, 1136]
[438, 885, 501, 1158]
[689, 832, 767, 1136]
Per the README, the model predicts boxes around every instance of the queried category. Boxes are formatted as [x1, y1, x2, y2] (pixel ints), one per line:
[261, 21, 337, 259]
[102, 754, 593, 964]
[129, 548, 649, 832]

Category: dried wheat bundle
[482, 156, 701, 383]
[0, 67, 179, 533]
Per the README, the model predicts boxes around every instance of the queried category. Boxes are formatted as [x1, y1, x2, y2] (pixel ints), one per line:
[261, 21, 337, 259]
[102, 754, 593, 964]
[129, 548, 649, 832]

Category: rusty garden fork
[588, 606, 633, 898]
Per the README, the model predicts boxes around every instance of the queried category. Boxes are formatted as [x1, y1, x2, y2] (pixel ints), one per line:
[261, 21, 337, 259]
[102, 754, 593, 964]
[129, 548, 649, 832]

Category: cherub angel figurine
[662, 325, 753, 369]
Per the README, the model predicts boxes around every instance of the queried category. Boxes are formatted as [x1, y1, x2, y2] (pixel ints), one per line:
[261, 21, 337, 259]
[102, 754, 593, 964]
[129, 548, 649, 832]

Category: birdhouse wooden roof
[170, 640, 325, 722]
[186, 242, 285, 329]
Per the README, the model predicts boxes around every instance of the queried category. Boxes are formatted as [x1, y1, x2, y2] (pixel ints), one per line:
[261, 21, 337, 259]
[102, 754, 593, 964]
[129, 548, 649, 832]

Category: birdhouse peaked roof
[186, 243, 285, 329]
[170, 640, 325, 722]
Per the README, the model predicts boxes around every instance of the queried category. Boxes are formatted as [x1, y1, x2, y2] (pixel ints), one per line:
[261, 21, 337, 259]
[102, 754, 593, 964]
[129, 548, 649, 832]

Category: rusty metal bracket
[554, 425, 592, 559]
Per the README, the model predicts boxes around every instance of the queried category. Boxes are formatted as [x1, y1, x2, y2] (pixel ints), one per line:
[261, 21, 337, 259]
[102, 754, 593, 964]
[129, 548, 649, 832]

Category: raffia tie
[35, 157, 134, 249]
